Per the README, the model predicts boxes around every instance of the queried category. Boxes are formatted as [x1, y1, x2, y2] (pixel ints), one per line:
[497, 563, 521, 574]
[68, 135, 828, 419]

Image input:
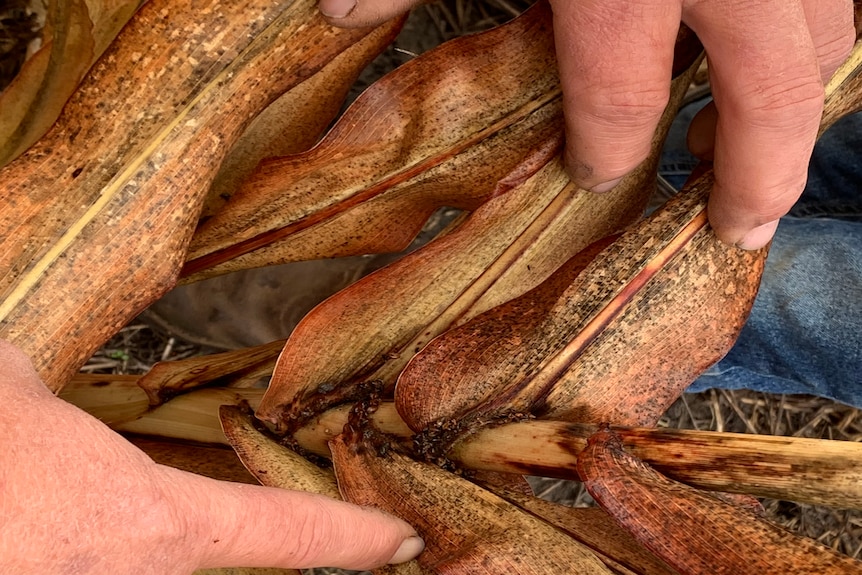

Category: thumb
[318, 0, 419, 26]
[163, 465, 423, 571]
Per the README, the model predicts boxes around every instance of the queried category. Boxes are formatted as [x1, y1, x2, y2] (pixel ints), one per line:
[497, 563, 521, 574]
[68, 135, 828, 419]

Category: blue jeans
[660, 105, 862, 408]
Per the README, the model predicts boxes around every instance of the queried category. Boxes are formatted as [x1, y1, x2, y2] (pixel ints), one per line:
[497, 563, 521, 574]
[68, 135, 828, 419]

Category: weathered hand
[318, 0, 855, 249]
[0, 340, 422, 574]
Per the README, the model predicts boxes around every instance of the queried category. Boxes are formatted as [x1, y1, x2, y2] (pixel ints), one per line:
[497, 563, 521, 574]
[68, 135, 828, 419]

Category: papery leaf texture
[0, 0, 384, 389]
[330, 408, 613, 574]
[578, 428, 862, 575]
[256, 47, 701, 430]
[0, 0, 146, 166]
[395, 170, 766, 433]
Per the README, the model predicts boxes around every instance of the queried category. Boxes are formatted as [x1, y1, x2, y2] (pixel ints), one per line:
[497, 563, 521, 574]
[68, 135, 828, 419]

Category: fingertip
[562, 148, 630, 193]
[712, 218, 779, 250]
[318, 0, 418, 28]
[319, 0, 356, 19]
[589, 176, 624, 194]
[733, 220, 779, 250]
[387, 535, 425, 564]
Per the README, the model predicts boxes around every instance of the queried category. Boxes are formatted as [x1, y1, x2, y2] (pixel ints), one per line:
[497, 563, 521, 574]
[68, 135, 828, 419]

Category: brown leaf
[218, 404, 427, 575]
[128, 436, 258, 484]
[330, 406, 613, 574]
[252, 17, 703, 431]
[577, 428, 862, 575]
[138, 340, 287, 406]
[0, 0, 145, 166]
[395, 171, 766, 434]
[219, 404, 340, 496]
[201, 16, 405, 219]
[181, 1, 564, 281]
[0, 0, 383, 390]
[488, 487, 680, 575]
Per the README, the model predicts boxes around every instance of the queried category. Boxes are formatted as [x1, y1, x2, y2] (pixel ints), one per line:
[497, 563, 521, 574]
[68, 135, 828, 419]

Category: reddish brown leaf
[201, 16, 405, 219]
[181, 2, 564, 281]
[577, 428, 862, 575]
[330, 406, 613, 574]
[255, 54, 702, 431]
[395, 170, 766, 433]
[0, 0, 384, 390]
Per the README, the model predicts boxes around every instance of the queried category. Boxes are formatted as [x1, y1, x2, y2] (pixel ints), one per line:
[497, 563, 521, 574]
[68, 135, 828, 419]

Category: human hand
[0, 340, 423, 574]
[317, 0, 855, 249]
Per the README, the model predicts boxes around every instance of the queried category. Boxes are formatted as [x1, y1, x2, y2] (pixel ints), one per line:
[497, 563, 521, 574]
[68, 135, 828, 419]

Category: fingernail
[734, 220, 779, 250]
[387, 536, 425, 564]
[589, 177, 623, 194]
[319, 0, 356, 18]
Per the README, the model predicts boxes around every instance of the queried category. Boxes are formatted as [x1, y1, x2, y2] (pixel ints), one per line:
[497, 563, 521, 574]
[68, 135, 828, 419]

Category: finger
[0, 339, 51, 397]
[687, 0, 854, 163]
[800, 0, 856, 82]
[549, 0, 682, 191]
[167, 467, 423, 570]
[683, 0, 826, 249]
[318, 0, 419, 27]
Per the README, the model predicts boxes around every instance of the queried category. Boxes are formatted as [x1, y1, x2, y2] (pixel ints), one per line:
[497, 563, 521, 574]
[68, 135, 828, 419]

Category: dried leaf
[489, 487, 680, 575]
[219, 404, 340, 496]
[0, 0, 383, 390]
[0, 0, 145, 166]
[128, 436, 258, 484]
[181, 2, 563, 281]
[218, 404, 427, 575]
[202, 16, 405, 218]
[138, 340, 287, 406]
[577, 428, 862, 575]
[330, 406, 613, 574]
[252, 17, 703, 431]
[396, 171, 766, 434]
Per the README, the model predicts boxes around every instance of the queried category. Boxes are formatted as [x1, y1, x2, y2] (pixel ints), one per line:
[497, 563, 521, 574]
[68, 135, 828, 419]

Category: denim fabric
[659, 106, 862, 407]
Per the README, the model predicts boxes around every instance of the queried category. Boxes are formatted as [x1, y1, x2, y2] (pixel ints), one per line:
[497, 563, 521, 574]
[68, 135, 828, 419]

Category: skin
[318, 0, 856, 249]
[0, 340, 423, 574]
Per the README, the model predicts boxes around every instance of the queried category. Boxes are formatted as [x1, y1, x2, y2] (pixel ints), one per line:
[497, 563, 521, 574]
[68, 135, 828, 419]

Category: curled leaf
[0, 0, 146, 166]
[577, 428, 862, 575]
[395, 171, 767, 434]
[218, 404, 427, 575]
[201, 15, 405, 219]
[253, 24, 703, 431]
[330, 406, 614, 574]
[219, 404, 339, 496]
[138, 340, 287, 406]
[182, 1, 563, 281]
[0, 0, 383, 389]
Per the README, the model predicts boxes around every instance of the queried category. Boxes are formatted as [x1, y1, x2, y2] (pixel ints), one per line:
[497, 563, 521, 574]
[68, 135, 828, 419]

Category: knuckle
[740, 75, 824, 129]
[584, 84, 671, 128]
[817, 30, 857, 75]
